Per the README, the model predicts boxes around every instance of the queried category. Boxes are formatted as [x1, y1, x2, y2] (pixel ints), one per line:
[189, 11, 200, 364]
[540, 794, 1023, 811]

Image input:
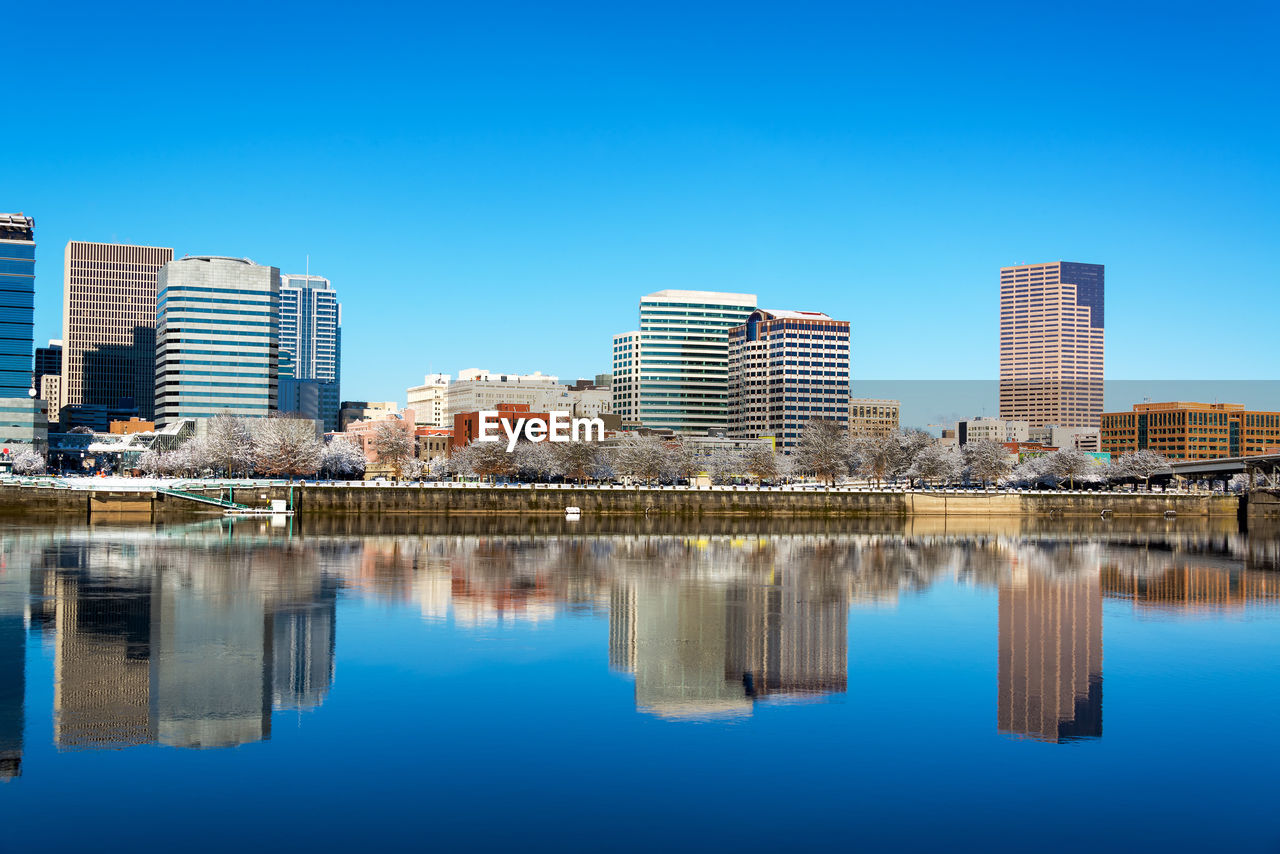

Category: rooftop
[0, 212, 35, 240]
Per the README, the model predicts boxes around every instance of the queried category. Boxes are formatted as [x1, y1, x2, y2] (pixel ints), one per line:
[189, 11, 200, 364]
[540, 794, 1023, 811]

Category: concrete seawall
[266, 484, 1240, 518]
[0, 483, 1242, 521]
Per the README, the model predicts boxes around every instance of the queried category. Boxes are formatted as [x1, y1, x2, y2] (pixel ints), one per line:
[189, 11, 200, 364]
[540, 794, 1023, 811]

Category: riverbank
[0, 481, 1246, 521]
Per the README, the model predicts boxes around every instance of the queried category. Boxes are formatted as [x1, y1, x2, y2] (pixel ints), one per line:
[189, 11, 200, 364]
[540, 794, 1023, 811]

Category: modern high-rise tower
[611, 289, 757, 434]
[0, 213, 36, 398]
[278, 274, 341, 431]
[154, 256, 280, 426]
[998, 262, 1104, 429]
[61, 242, 174, 423]
[728, 309, 850, 452]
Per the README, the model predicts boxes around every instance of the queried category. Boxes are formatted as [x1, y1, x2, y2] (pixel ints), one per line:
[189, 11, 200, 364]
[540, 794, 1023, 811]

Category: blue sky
[8, 0, 1277, 402]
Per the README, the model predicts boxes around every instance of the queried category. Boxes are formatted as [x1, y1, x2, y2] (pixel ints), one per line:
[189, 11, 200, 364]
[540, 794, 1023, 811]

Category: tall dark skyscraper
[999, 261, 1105, 429]
[61, 242, 174, 424]
[0, 213, 36, 399]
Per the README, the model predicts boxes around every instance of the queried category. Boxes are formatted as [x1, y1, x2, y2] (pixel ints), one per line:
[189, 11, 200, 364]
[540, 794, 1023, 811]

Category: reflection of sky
[1, 529, 1278, 852]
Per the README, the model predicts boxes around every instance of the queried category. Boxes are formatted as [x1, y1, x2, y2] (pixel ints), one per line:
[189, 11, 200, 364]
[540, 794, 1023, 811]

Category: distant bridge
[1168, 453, 1280, 485]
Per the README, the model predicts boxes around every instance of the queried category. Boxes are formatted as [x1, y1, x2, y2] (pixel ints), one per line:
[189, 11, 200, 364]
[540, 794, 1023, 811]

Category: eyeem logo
[477, 411, 605, 452]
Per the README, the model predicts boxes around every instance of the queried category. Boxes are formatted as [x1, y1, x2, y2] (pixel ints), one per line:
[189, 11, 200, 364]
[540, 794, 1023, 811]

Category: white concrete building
[955, 417, 1030, 445]
[406, 373, 450, 427]
[445, 369, 562, 417]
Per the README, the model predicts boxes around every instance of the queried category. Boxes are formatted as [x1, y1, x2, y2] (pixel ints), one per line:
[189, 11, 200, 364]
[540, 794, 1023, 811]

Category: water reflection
[0, 518, 1277, 779]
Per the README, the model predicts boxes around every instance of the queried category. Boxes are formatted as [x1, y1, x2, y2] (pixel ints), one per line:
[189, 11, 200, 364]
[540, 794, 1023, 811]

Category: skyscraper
[61, 242, 174, 423]
[279, 274, 341, 432]
[611, 289, 757, 434]
[999, 262, 1104, 429]
[0, 213, 36, 398]
[728, 309, 850, 452]
[998, 569, 1103, 742]
[154, 256, 280, 426]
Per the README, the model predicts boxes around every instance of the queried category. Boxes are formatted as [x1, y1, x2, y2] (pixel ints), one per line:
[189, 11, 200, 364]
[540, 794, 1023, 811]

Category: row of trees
[122, 412, 1175, 490]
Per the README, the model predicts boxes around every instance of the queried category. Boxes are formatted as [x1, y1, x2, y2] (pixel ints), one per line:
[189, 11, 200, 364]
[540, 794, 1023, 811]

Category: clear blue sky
[9, 0, 1277, 403]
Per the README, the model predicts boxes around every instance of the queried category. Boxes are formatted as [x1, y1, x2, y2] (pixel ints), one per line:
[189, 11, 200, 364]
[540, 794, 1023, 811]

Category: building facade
[611, 289, 757, 435]
[279, 274, 340, 432]
[1101, 401, 1280, 460]
[848, 398, 900, 438]
[61, 242, 174, 424]
[0, 214, 36, 398]
[406, 373, 450, 428]
[727, 309, 850, 452]
[338, 401, 399, 431]
[445, 369, 562, 417]
[154, 256, 280, 426]
[999, 262, 1104, 429]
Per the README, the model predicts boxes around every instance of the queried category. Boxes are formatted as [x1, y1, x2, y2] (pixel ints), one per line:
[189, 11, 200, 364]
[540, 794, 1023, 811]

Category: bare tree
[851, 434, 898, 487]
[513, 441, 558, 482]
[371, 422, 413, 478]
[1114, 449, 1171, 490]
[1042, 447, 1095, 489]
[792, 419, 851, 485]
[963, 439, 1011, 488]
[401, 457, 426, 480]
[452, 439, 514, 480]
[611, 436, 669, 484]
[743, 444, 780, 482]
[703, 447, 744, 485]
[551, 440, 602, 483]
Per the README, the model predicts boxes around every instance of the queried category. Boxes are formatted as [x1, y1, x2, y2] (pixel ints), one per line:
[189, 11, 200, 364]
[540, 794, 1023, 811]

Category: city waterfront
[0, 518, 1277, 852]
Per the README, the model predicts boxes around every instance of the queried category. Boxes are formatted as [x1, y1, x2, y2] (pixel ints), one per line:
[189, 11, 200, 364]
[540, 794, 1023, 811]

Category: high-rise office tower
[154, 256, 280, 426]
[279, 274, 340, 431]
[999, 262, 1104, 429]
[611, 289, 757, 434]
[998, 569, 1103, 742]
[728, 309, 850, 452]
[61, 242, 174, 423]
[0, 213, 36, 398]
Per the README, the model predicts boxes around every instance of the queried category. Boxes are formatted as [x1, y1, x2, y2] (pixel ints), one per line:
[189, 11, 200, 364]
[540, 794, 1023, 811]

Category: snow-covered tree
[371, 422, 413, 478]
[743, 444, 781, 482]
[611, 436, 669, 483]
[907, 443, 963, 486]
[663, 442, 699, 483]
[401, 457, 426, 480]
[851, 434, 898, 486]
[319, 437, 366, 479]
[703, 447, 744, 485]
[11, 449, 46, 475]
[1042, 447, 1096, 489]
[452, 439, 513, 480]
[551, 440, 602, 483]
[425, 455, 453, 479]
[253, 417, 322, 477]
[792, 419, 851, 485]
[513, 441, 558, 482]
[963, 439, 1011, 487]
[1114, 449, 1171, 489]
[205, 414, 255, 476]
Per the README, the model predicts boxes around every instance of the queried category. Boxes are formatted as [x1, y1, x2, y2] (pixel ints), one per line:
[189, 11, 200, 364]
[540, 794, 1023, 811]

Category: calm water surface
[1, 516, 1277, 853]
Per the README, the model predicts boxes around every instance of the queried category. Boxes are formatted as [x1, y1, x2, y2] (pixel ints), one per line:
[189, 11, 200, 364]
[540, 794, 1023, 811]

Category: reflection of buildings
[610, 568, 849, 719]
[28, 536, 340, 754]
[52, 573, 154, 749]
[0, 566, 25, 779]
[152, 576, 272, 749]
[998, 570, 1102, 742]
[272, 584, 338, 711]
[1101, 565, 1280, 614]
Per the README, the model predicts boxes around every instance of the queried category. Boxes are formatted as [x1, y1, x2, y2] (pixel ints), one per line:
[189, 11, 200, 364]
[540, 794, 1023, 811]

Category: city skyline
[8, 2, 1277, 404]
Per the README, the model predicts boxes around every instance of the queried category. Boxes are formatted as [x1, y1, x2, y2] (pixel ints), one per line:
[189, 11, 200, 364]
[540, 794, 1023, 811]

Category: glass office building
[611, 290, 757, 434]
[154, 256, 280, 426]
[0, 214, 36, 398]
[279, 274, 340, 432]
